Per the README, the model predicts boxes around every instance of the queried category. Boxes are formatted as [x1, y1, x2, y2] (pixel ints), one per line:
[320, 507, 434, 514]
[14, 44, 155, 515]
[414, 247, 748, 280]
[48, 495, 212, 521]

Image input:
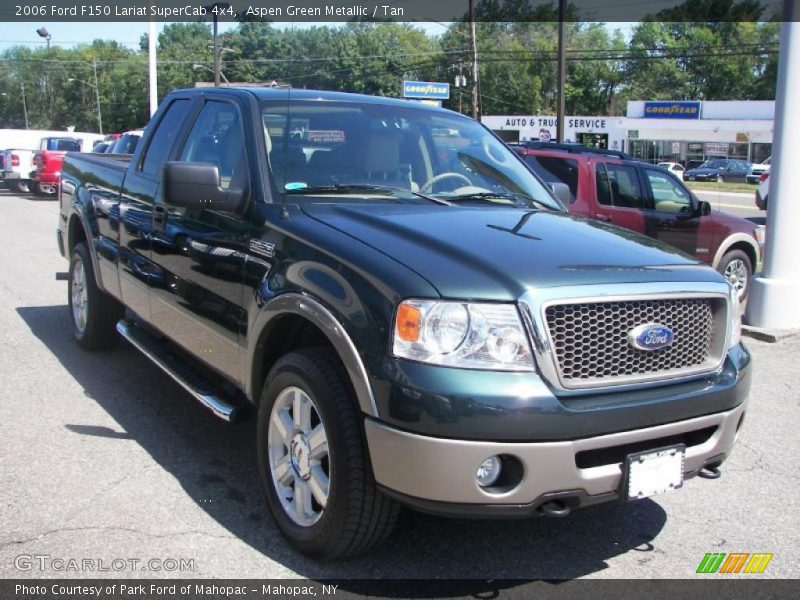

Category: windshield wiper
[444, 191, 554, 210]
[285, 184, 451, 205]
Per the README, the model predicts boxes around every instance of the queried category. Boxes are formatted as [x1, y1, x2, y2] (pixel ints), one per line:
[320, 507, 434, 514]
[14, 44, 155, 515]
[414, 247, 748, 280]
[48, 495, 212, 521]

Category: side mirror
[546, 182, 572, 206]
[163, 162, 245, 213]
[698, 200, 712, 216]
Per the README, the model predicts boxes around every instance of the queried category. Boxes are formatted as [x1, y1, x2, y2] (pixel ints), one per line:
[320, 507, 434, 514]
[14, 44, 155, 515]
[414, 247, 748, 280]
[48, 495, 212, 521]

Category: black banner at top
[0, 0, 791, 23]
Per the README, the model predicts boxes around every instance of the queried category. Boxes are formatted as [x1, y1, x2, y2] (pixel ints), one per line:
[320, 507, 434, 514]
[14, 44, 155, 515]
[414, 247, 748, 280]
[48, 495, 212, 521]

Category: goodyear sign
[403, 81, 450, 100]
[644, 101, 701, 119]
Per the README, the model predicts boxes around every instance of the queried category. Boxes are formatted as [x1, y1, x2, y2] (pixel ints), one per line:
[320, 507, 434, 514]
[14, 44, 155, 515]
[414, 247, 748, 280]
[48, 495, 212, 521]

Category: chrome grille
[544, 298, 718, 387]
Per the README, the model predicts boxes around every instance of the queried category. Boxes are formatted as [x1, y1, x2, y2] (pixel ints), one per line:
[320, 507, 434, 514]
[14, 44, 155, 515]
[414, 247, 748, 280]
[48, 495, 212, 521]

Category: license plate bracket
[622, 444, 686, 501]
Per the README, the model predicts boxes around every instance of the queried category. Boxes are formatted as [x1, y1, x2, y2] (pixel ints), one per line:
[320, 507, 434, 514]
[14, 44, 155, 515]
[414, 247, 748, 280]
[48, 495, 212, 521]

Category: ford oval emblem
[628, 323, 674, 351]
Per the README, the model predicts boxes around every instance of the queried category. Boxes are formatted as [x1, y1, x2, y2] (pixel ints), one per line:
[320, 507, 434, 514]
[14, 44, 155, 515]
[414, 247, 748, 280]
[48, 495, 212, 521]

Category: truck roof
[170, 86, 456, 114]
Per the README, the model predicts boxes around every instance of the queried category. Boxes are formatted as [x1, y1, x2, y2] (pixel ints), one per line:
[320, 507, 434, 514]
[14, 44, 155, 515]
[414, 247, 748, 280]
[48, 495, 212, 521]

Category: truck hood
[300, 203, 721, 300]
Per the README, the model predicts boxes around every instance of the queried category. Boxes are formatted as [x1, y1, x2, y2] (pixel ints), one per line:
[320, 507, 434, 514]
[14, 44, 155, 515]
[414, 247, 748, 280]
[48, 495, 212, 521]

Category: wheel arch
[248, 293, 378, 418]
[712, 234, 759, 272]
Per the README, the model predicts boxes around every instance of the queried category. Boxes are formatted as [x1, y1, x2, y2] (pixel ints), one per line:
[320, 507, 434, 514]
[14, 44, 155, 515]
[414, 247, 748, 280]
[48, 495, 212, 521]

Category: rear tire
[717, 249, 752, 301]
[69, 242, 123, 350]
[9, 181, 29, 194]
[257, 348, 399, 559]
[34, 182, 57, 197]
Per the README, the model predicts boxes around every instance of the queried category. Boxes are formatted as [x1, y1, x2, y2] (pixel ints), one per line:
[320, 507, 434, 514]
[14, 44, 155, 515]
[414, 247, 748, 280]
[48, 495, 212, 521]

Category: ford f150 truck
[58, 88, 750, 559]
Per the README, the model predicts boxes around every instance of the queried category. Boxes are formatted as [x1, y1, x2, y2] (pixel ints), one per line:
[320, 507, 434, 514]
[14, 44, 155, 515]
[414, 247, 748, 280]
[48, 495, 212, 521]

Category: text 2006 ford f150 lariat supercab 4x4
[58, 88, 750, 559]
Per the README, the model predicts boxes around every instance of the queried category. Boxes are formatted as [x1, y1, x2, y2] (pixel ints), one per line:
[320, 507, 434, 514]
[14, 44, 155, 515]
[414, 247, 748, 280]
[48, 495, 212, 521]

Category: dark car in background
[684, 158, 751, 183]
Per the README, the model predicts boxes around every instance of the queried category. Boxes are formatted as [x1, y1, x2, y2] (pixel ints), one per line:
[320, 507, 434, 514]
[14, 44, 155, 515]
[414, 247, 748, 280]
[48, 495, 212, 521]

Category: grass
[684, 180, 757, 194]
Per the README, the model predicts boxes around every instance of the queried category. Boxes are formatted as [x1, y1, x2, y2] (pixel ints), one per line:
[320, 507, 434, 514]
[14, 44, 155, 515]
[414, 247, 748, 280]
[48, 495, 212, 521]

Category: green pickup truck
[58, 87, 750, 559]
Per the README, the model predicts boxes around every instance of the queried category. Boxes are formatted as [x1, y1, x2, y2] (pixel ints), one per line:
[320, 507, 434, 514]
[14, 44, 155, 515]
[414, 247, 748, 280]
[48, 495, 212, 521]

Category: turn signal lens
[396, 302, 421, 342]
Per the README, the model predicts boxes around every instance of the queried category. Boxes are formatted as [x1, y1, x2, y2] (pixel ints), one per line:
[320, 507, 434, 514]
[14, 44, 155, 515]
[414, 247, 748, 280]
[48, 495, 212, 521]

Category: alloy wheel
[71, 258, 88, 333]
[267, 386, 330, 527]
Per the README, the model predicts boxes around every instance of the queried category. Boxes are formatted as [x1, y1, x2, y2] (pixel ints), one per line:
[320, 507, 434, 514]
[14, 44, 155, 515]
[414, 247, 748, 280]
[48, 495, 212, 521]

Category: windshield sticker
[285, 182, 308, 191]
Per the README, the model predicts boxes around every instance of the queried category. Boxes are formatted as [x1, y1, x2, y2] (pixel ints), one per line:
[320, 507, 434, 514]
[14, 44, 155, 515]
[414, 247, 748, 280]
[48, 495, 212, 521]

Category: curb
[741, 324, 800, 343]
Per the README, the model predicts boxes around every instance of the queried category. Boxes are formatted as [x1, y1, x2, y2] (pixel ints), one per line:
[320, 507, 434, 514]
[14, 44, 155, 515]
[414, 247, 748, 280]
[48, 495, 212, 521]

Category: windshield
[261, 100, 559, 210]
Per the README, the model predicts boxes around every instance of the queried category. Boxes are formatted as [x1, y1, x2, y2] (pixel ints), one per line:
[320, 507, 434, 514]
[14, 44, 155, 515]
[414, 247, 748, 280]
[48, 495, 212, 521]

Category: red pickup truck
[30, 137, 83, 197]
[514, 143, 764, 299]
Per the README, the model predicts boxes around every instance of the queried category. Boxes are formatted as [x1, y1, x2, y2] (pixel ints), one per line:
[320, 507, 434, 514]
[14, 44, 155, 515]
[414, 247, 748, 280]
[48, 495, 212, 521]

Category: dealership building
[482, 100, 774, 166]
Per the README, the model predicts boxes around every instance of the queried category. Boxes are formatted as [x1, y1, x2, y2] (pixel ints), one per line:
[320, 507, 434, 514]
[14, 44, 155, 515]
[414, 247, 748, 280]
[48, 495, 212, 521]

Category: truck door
[591, 161, 648, 235]
[641, 166, 704, 260]
[118, 96, 194, 321]
[148, 97, 253, 382]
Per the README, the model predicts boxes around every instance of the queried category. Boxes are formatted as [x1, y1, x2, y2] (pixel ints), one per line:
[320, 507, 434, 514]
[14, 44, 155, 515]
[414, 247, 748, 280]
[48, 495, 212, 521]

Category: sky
[0, 21, 635, 50]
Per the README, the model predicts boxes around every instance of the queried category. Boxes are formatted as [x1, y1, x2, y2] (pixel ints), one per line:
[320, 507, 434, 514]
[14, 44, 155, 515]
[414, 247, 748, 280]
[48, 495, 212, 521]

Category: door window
[645, 169, 693, 214]
[140, 99, 190, 175]
[179, 100, 246, 190]
[596, 163, 646, 209]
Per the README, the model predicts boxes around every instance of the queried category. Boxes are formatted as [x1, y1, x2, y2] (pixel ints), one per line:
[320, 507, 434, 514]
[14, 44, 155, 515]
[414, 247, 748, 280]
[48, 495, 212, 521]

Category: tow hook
[540, 500, 571, 518]
[698, 464, 722, 480]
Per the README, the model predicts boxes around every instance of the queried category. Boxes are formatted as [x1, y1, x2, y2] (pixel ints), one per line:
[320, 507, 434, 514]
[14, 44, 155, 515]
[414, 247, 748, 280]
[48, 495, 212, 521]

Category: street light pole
[68, 69, 103, 134]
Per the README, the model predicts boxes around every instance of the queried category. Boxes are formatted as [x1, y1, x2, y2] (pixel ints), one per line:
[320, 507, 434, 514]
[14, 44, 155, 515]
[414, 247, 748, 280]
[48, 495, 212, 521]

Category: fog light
[476, 456, 502, 487]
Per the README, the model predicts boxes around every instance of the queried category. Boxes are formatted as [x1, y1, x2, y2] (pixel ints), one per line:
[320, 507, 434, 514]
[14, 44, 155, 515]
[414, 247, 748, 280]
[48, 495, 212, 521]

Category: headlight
[728, 286, 742, 349]
[393, 299, 535, 371]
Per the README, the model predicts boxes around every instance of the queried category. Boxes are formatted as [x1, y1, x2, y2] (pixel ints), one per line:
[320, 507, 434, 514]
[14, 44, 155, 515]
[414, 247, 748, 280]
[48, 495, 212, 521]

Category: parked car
[59, 87, 750, 559]
[107, 129, 144, 154]
[746, 156, 771, 184]
[29, 137, 83, 197]
[684, 158, 752, 183]
[92, 142, 111, 153]
[656, 161, 685, 180]
[515, 142, 763, 299]
[1, 149, 36, 193]
[755, 172, 769, 210]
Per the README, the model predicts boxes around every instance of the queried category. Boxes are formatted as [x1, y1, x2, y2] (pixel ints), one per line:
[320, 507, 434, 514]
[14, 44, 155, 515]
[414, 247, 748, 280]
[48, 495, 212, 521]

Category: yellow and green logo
[696, 552, 773, 574]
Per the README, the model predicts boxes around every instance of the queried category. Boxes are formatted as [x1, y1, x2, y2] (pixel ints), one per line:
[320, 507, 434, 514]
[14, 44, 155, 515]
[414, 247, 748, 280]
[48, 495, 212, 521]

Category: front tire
[69, 243, 123, 350]
[9, 180, 29, 194]
[257, 349, 399, 559]
[718, 249, 752, 301]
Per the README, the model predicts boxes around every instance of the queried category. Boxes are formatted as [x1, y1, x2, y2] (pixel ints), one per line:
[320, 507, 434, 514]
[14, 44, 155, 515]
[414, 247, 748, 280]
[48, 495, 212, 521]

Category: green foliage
[0, 18, 781, 132]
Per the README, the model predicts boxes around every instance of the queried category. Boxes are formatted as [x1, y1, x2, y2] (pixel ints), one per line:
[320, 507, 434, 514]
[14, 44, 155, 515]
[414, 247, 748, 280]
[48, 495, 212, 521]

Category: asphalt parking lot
[1, 189, 798, 581]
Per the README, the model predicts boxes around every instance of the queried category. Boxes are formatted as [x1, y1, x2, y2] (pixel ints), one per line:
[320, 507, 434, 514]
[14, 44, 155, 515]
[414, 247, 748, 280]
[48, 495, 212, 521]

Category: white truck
[1, 149, 36, 193]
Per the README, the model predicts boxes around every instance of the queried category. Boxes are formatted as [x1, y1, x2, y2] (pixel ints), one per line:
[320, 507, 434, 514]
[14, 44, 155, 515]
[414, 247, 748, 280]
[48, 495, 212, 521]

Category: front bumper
[366, 399, 746, 516]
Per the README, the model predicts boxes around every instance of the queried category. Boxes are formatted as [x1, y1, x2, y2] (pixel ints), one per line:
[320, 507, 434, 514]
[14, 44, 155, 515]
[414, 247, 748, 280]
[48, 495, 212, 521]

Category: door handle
[594, 213, 612, 222]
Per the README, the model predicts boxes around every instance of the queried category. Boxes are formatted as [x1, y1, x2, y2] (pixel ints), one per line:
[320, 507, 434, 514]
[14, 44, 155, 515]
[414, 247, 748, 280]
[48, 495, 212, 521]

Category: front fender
[246, 292, 378, 417]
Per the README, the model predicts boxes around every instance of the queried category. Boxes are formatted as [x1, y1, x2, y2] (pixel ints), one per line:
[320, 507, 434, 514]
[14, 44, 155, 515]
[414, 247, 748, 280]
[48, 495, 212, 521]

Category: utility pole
[92, 61, 103, 134]
[556, 0, 567, 142]
[205, 3, 230, 88]
[455, 61, 466, 114]
[468, 0, 479, 120]
[21, 82, 29, 129]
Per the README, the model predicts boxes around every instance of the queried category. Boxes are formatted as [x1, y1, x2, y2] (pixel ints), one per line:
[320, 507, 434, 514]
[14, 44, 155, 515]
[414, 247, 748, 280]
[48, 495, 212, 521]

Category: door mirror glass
[698, 200, 712, 216]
